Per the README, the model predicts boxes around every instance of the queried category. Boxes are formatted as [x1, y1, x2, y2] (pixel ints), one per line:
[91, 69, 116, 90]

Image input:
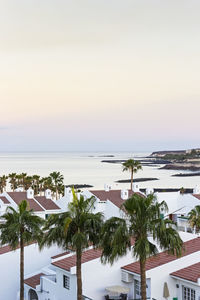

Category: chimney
[45, 189, 52, 199]
[121, 189, 129, 200]
[132, 183, 139, 193]
[27, 188, 34, 199]
[193, 186, 200, 194]
[104, 184, 111, 192]
[64, 187, 73, 201]
[146, 188, 154, 195]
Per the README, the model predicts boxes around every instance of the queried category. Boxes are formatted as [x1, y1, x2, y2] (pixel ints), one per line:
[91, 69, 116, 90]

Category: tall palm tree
[0, 175, 8, 192]
[49, 171, 64, 200]
[122, 159, 142, 190]
[101, 193, 183, 300]
[0, 201, 44, 300]
[188, 205, 200, 233]
[41, 189, 103, 300]
[32, 175, 41, 195]
[42, 176, 53, 195]
[23, 176, 33, 191]
[9, 173, 17, 191]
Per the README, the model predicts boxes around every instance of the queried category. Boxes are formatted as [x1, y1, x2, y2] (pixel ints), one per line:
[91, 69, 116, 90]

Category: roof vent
[64, 187, 73, 201]
[146, 188, 154, 195]
[132, 183, 139, 192]
[193, 186, 200, 194]
[27, 188, 34, 199]
[121, 189, 129, 200]
[104, 184, 111, 192]
[45, 189, 52, 199]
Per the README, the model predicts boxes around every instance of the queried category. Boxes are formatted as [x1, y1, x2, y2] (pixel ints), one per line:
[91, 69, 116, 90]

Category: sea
[0, 151, 199, 191]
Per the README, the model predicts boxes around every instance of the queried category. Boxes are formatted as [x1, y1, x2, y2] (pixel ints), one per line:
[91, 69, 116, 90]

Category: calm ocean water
[0, 151, 199, 190]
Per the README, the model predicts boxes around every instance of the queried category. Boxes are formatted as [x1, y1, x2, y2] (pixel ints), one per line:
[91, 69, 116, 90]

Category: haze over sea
[0, 151, 199, 191]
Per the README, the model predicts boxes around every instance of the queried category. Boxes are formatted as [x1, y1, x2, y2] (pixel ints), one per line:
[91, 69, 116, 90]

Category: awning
[163, 282, 170, 298]
[105, 285, 130, 296]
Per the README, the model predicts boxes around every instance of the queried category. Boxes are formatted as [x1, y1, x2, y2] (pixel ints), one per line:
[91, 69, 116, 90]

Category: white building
[58, 185, 200, 233]
[155, 188, 200, 232]
[0, 188, 62, 219]
[0, 242, 62, 300]
[57, 184, 143, 220]
[23, 232, 198, 300]
[122, 233, 200, 300]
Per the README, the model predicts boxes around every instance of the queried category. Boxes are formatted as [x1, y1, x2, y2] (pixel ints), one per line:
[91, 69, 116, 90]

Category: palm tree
[41, 189, 103, 300]
[32, 175, 41, 195]
[188, 205, 200, 233]
[9, 173, 18, 191]
[0, 200, 44, 300]
[122, 159, 142, 190]
[101, 193, 183, 300]
[49, 171, 64, 200]
[0, 175, 8, 192]
[0, 177, 4, 193]
[23, 176, 33, 191]
[42, 176, 53, 195]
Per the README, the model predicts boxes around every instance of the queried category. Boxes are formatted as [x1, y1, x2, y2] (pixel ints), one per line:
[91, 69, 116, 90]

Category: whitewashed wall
[148, 250, 200, 300]
[0, 243, 62, 300]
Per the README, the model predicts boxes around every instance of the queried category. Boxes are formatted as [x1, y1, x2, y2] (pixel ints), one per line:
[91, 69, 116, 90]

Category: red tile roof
[0, 196, 10, 204]
[24, 273, 44, 288]
[122, 237, 200, 274]
[193, 194, 200, 200]
[51, 251, 70, 259]
[0, 241, 36, 255]
[35, 196, 60, 211]
[171, 262, 200, 283]
[91, 190, 144, 209]
[52, 248, 102, 271]
[7, 192, 44, 212]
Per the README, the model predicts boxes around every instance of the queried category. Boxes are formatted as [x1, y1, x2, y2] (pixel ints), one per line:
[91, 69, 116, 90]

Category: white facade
[0, 243, 62, 300]
[24, 232, 197, 300]
[0, 189, 62, 220]
[24, 246, 137, 300]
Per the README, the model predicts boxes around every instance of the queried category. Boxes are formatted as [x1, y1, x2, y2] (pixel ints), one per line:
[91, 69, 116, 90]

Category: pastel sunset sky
[0, 0, 200, 151]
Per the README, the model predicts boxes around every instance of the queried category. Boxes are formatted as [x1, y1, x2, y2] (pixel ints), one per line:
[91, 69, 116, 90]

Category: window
[183, 286, 196, 300]
[63, 275, 70, 290]
[135, 279, 141, 299]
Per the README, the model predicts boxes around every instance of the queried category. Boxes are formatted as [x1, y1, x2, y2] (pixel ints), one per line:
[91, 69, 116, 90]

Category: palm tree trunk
[131, 169, 133, 191]
[20, 236, 24, 300]
[76, 248, 82, 300]
[140, 259, 146, 300]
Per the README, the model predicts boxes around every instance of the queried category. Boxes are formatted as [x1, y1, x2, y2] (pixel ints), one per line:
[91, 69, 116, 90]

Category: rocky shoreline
[172, 172, 200, 177]
[101, 159, 170, 165]
[65, 184, 93, 189]
[160, 164, 200, 171]
[116, 177, 159, 183]
[140, 188, 194, 193]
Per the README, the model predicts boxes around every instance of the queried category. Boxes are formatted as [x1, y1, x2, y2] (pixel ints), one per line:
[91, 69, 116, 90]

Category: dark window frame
[63, 275, 70, 290]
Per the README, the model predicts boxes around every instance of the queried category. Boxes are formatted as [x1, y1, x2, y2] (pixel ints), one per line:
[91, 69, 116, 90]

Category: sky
[0, 0, 200, 152]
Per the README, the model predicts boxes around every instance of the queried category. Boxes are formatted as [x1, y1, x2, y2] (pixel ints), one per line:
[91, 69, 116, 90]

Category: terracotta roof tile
[90, 190, 144, 209]
[35, 196, 60, 211]
[0, 196, 10, 204]
[170, 262, 200, 283]
[51, 251, 70, 259]
[52, 248, 102, 271]
[0, 241, 36, 255]
[24, 273, 44, 289]
[7, 192, 44, 212]
[122, 237, 200, 274]
[193, 194, 200, 200]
